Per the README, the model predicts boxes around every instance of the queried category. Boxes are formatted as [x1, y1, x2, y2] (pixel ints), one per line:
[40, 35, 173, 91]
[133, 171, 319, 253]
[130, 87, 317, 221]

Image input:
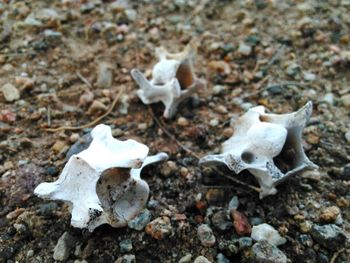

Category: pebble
[160, 161, 177, 177]
[137, 123, 148, 131]
[228, 196, 239, 211]
[193, 256, 212, 263]
[44, 29, 62, 42]
[209, 118, 219, 127]
[6, 208, 25, 220]
[310, 224, 346, 251]
[231, 210, 251, 235]
[127, 209, 151, 231]
[215, 105, 228, 114]
[88, 100, 108, 115]
[115, 254, 136, 263]
[119, 239, 132, 253]
[340, 94, 350, 108]
[178, 253, 192, 263]
[299, 220, 313, 233]
[206, 189, 225, 205]
[222, 127, 234, 138]
[303, 72, 316, 81]
[53, 232, 75, 261]
[250, 240, 287, 263]
[322, 93, 334, 105]
[345, 130, 350, 143]
[216, 253, 230, 263]
[74, 260, 88, 263]
[212, 211, 232, 231]
[319, 206, 340, 223]
[251, 223, 286, 246]
[238, 237, 253, 249]
[341, 163, 350, 180]
[177, 117, 189, 127]
[52, 140, 67, 154]
[125, 9, 137, 21]
[197, 224, 216, 247]
[26, 250, 34, 257]
[297, 234, 313, 247]
[212, 85, 225, 95]
[1, 83, 20, 102]
[96, 62, 113, 89]
[238, 42, 252, 56]
[145, 216, 172, 240]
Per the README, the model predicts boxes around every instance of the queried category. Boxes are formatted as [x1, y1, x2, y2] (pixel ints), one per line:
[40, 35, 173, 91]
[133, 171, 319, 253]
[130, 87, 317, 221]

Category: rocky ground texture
[0, 0, 350, 262]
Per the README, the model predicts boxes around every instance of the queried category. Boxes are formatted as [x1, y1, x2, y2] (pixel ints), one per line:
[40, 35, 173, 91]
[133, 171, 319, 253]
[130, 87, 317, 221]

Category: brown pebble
[145, 216, 172, 240]
[231, 210, 251, 236]
[319, 206, 340, 223]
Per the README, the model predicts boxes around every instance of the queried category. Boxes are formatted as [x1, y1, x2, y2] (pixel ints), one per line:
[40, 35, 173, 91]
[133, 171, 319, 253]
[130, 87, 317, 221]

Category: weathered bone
[34, 124, 168, 231]
[131, 41, 206, 119]
[200, 102, 318, 198]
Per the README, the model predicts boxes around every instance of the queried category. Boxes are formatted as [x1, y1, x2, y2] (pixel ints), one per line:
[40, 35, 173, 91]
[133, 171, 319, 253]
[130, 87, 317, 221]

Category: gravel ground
[0, 1, 350, 262]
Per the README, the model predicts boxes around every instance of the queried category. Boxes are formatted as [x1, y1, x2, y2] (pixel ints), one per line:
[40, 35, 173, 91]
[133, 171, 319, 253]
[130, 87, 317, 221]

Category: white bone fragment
[131, 41, 206, 119]
[34, 124, 168, 231]
[200, 101, 318, 198]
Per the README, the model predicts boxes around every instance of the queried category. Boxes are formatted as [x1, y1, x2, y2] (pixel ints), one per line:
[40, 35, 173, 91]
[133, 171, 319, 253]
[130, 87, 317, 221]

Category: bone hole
[241, 151, 255, 164]
[176, 63, 194, 89]
[96, 168, 130, 212]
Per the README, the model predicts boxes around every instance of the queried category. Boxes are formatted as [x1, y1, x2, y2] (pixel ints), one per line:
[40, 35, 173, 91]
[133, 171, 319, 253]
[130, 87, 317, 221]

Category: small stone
[231, 210, 251, 236]
[213, 85, 225, 95]
[341, 164, 350, 180]
[310, 224, 346, 251]
[160, 161, 177, 177]
[53, 232, 75, 261]
[127, 209, 151, 231]
[96, 62, 113, 89]
[300, 220, 313, 233]
[74, 260, 88, 263]
[178, 253, 192, 263]
[137, 123, 147, 131]
[238, 42, 252, 56]
[251, 223, 286, 246]
[222, 127, 234, 138]
[52, 140, 67, 154]
[177, 117, 189, 127]
[212, 211, 232, 231]
[297, 234, 313, 247]
[345, 130, 350, 143]
[340, 94, 350, 108]
[208, 60, 231, 75]
[26, 250, 34, 257]
[119, 239, 132, 253]
[6, 208, 25, 220]
[217, 253, 230, 263]
[193, 256, 212, 263]
[228, 196, 239, 211]
[319, 206, 340, 223]
[70, 133, 80, 143]
[145, 216, 172, 240]
[15, 76, 34, 90]
[322, 93, 334, 105]
[285, 62, 300, 76]
[66, 133, 92, 159]
[197, 224, 216, 247]
[115, 254, 136, 263]
[215, 105, 228, 114]
[303, 72, 316, 81]
[238, 237, 253, 249]
[1, 83, 20, 102]
[125, 9, 137, 21]
[209, 118, 219, 127]
[206, 189, 225, 205]
[250, 240, 287, 263]
[88, 100, 108, 115]
[44, 29, 62, 42]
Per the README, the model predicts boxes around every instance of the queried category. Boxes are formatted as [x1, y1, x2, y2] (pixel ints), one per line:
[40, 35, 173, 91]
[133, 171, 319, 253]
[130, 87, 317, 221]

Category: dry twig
[44, 87, 125, 132]
[330, 248, 345, 263]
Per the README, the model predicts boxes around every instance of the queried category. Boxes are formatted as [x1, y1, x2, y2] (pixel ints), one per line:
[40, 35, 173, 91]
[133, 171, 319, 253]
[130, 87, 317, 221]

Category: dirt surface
[0, 1, 350, 263]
